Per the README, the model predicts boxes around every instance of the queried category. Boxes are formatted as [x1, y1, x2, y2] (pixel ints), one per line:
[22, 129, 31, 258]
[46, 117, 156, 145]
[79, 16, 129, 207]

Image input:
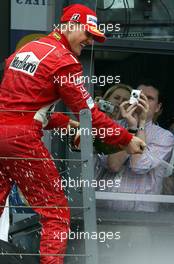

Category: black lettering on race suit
[16, 0, 23, 3]
[30, 64, 37, 73]
[79, 85, 89, 99]
[22, 62, 36, 73]
[10, 54, 39, 75]
[12, 55, 30, 69]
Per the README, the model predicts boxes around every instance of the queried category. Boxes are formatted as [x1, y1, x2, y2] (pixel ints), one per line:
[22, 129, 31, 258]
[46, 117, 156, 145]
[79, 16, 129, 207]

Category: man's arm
[106, 94, 148, 172]
[44, 112, 70, 130]
[121, 94, 173, 173]
[54, 63, 146, 153]
[118, 93, 149, 169]
[107, 151, 129, 172]
[125, 94, 148, 167]
[120, 93, 174, 173]
[106, 126, 145, 173]
[129, 133, 174, 174]
[44, 112, 79, 130]
[128, 117, 147, 169]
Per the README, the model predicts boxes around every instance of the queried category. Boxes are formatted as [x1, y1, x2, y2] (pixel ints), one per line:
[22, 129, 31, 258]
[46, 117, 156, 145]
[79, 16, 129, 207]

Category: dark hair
[137, 78, 164, 121]
[136, 78, 164, 104]
[166, 116, 174, 129]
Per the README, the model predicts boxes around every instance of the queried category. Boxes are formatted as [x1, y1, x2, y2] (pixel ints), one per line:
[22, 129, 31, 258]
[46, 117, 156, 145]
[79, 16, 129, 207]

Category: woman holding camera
[94, 83, 134, 155]
[94, 83, 135, 185]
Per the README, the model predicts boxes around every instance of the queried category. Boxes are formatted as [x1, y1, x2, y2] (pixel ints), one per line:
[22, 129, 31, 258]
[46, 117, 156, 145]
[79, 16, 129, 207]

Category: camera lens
[133, 93, 138, 98]
[105, 106, 109, 111]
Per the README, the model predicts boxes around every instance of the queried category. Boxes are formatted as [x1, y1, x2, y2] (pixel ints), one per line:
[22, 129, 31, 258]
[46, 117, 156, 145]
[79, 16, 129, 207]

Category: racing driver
[0, 3, 146, 264]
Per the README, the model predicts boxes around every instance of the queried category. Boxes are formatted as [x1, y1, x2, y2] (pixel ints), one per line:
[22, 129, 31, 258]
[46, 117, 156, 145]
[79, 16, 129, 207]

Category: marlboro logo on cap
[61, 4, 106, 43]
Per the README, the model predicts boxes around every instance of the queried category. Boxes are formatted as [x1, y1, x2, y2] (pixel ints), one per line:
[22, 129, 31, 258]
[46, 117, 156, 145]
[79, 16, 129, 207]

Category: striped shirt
[95, 121, 174, 212]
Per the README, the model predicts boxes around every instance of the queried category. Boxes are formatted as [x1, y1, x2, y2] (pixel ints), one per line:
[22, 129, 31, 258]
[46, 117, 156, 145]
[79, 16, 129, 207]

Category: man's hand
[68, 119, 79, 129]
[119, 93, 149, 129]
[67, 119, 80, 151]
[136, 93, 149, 126]
[123, 136, 146, 154]
[119, 101, 138, 128]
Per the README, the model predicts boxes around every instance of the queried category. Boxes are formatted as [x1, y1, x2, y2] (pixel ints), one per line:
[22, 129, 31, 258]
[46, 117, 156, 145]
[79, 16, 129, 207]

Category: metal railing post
[80, 109, 98, 264]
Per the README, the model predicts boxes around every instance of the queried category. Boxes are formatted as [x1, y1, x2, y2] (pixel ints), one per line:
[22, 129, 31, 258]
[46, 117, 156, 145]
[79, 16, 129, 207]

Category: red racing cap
[60, 4, 106, 43]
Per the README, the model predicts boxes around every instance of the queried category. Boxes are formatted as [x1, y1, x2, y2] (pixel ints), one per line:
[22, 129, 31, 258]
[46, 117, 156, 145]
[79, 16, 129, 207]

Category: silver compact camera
[98, 99, 115, 113]
[129, 90, 141, 104]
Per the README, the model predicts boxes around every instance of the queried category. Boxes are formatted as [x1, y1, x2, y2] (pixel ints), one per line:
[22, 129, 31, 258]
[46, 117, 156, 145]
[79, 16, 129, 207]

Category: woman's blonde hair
[103, 83, 132, 100]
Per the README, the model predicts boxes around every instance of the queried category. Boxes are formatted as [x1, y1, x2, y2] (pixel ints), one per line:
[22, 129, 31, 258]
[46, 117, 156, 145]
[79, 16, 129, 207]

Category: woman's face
[109, 87, 130, 105]
[107, 88, 131, 119]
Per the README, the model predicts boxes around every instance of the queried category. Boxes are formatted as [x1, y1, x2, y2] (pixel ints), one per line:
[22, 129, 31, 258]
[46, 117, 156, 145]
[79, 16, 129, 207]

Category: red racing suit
[0, 30, 132, 264]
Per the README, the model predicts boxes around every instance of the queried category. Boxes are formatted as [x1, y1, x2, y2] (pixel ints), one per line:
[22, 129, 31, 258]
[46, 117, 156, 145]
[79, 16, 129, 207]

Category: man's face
[138, 85, 162, 121]
[66, 23, 94, 56]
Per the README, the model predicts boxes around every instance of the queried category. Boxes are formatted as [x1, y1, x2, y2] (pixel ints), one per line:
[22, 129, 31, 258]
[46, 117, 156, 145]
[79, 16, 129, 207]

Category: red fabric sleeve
[54, 63, 132, 146]
[44, 113, 70, 130]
